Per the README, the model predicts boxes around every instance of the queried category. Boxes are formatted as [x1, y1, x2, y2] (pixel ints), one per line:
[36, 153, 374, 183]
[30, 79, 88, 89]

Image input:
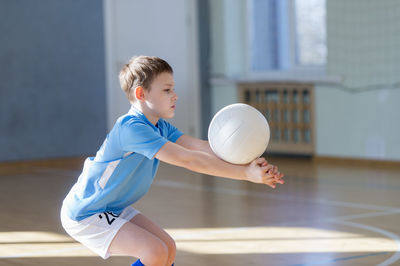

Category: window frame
[245, 0, 326, 79]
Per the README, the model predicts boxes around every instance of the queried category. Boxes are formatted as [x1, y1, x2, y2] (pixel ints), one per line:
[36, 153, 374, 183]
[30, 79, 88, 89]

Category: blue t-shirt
[62, 106, 183, 221]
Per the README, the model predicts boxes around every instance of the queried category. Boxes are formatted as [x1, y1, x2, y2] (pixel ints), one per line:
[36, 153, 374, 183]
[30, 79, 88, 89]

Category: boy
[60, 56, 284, 266]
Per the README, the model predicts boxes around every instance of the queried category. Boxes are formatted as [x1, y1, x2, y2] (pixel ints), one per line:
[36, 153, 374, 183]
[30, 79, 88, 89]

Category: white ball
[208, 103, 270, 164]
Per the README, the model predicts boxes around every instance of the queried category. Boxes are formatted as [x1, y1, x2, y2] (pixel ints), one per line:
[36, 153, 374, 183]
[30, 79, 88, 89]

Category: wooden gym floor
[0, 156, 399, 266]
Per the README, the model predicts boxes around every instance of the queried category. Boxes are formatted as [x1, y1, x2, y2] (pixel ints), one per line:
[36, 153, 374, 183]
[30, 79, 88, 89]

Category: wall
[104, 0, 201, 138]
[208, 0, 400, 161]
[315, 0, 400, 161]
[315, 86, 400, 161]
[0, 1, 107, 162]
[209, 0, 247, 79]
[209, 0, 246, 115]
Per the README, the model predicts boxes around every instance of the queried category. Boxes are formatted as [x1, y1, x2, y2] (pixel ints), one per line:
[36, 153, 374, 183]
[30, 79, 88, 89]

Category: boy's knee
[165, 237, 176, 253]
[142, 240, 168, 266]
[166, 239, 176, 265]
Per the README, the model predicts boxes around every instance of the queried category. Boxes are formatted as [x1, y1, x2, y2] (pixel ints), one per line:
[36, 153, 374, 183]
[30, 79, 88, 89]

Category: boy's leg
[129, 214, 176, 266]
[108, 221, 168, 266]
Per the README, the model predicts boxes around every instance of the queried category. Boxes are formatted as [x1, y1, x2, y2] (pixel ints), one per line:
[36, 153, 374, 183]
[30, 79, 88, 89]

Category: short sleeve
[119, 120, 168, 159]
[159, 119, 184, 143]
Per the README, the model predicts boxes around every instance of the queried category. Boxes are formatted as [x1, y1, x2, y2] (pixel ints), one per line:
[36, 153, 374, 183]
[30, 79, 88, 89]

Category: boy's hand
[245, 157, 285, 188]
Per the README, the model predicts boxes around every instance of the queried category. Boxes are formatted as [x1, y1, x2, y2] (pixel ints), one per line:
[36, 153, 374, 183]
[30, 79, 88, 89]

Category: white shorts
[60, 205, 140, 259]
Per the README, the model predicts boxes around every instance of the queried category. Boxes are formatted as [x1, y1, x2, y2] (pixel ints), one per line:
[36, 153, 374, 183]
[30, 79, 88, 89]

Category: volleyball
[208, 103, 270, 164]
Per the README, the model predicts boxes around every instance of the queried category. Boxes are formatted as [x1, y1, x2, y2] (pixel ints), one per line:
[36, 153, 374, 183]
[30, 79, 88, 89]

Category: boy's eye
[164, 89, 171, 93]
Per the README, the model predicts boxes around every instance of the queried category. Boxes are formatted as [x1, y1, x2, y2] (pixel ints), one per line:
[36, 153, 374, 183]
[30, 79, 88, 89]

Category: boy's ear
[134, 86, 145, 101]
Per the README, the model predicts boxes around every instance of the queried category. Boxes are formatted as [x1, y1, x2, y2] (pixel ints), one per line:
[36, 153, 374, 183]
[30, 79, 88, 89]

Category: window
[248, 0, 326, 73]
[294, 0, 326, 66]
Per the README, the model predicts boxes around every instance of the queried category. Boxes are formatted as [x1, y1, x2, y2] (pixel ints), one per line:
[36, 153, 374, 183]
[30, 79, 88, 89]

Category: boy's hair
[119, 56, 173, 101]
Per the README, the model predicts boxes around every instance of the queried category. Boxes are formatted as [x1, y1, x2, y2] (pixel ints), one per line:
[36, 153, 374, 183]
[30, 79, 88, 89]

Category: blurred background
[1, 1, 400, 265]
[1, 0, 399, 163]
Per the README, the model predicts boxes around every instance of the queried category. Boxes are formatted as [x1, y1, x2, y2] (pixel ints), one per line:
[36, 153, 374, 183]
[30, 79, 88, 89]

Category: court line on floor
[331, 220, 400, 266]
[290, 252, 389, 266]
[155, 179, 400, 265]
[323, 209, 400, 222]
[2, 174, 397, 262]
[0, 246, 88, 259]
[154, 179, 400, 212]
[31, 167, 400, 213]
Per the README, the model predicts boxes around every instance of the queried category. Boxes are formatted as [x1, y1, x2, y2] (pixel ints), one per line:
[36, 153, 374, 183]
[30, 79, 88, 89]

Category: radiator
[238, 82, 315, 155]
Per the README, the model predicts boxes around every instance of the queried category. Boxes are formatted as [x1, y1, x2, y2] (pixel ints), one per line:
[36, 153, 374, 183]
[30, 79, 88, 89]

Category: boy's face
[144, 72, 177, 120]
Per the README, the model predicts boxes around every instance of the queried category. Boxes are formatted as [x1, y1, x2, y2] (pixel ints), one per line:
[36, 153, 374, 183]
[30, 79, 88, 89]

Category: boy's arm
[155, 141, 284, 188]
[175, 135, 214, 155]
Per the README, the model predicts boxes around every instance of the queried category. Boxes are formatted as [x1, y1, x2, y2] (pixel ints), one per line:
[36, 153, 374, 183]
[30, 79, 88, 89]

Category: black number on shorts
[98, 211, 120, 225]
